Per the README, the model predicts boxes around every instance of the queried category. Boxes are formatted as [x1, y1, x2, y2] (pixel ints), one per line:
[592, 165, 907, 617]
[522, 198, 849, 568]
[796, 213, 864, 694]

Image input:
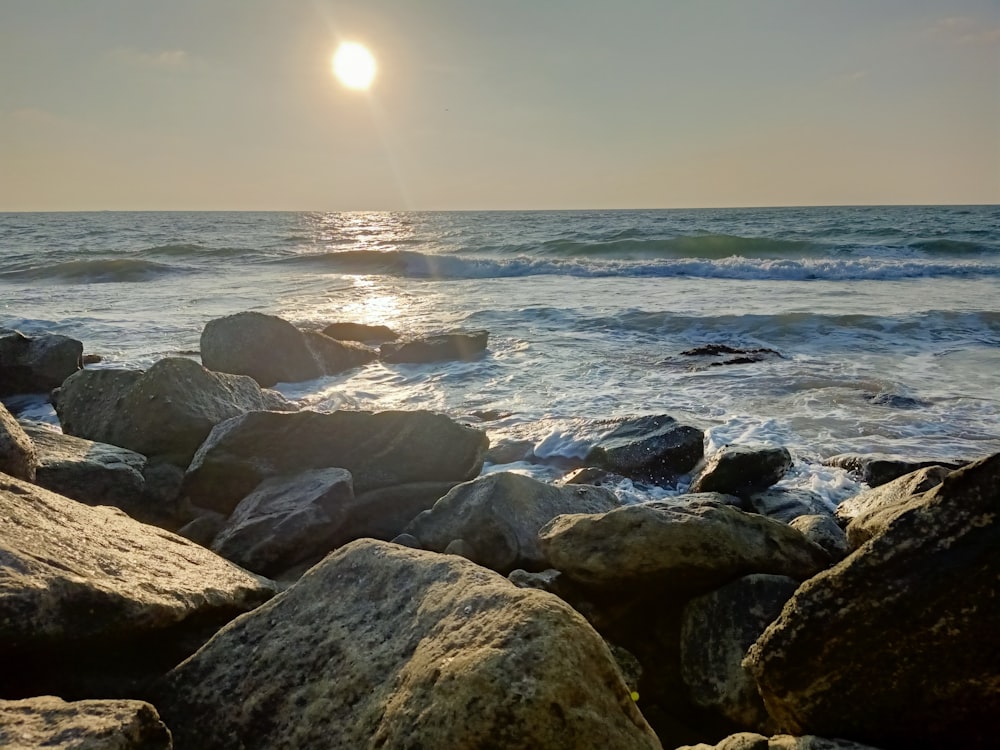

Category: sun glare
[332, 42, 376, 90]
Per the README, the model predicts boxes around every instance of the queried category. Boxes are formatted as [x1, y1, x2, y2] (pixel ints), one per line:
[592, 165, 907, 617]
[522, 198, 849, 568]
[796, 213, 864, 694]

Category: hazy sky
[2, 0, 998, 211]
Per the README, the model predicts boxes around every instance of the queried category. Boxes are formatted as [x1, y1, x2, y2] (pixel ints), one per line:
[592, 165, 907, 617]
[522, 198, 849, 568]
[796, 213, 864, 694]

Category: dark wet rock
[177, 510, 227, 547]
[560, 466, 627, 487]
[681, 574, 800, 732]
[744, 453, 1000, 749]
[0, 329, 83, 395]
[0, 696, 172, 750]
[788, 515, 848, 562]
[484, 437, 536, 464]
[389, 532, 420, 548]
[152, 539, 662, 750]
[380, 329, 489, 363]
[674, 491, 751, 510]
[200, 311, 321, 387]
[348, 481, 458, 541]
[677, 345, 784, 369]
[54, 357, 295, 467]
[681, 345, 783, 358]
[82, 353, 103, 365]
[539, 502, 830, 595]
[861, 392, 928, 409]
[585, 415, 704, 485]
[0, 473, 274, 698]
[301, 329, 378, 374]
[0, 402, 37, 481]
[211, 468, 355, 577]
[321, 321, 399, 343]
[182, 409, 488, 515]
[824, 453, 966, 487]
[749, 489, 833, 524]
[678, 734, 885, 750]
[467, 408, 512, 422]
[406, 471, 620, 574]
[690, 445, 793, 497]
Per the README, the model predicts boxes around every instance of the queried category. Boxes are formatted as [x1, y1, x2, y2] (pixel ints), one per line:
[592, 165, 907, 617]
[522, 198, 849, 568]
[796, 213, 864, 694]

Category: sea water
[2, 206, 998, 505]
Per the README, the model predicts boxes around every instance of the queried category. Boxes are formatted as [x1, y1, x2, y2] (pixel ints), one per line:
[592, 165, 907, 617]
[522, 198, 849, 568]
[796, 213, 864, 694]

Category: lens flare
[332, 42, 376, 90]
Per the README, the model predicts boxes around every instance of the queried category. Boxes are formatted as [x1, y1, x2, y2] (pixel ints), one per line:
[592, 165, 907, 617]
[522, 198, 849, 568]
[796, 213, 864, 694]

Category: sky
[1, 0, 998, 211]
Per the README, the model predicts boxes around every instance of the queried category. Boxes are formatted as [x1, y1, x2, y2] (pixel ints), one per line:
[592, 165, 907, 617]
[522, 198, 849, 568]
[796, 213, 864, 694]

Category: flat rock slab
[0, 696, 172, 749]
[154, 539, 662, 750]
[0, 473, 274, 697]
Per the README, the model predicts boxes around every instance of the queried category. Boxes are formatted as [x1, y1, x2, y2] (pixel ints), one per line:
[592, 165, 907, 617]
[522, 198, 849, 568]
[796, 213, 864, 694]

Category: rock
[301, 329, 377, 374]
[861, 392, 927, 409]
[182, 409, 488, 515]
[584, 415, 704, 485]
[824, 453, 966, 487]
[788, 515, 848, 562]
[177, 510, 227, 547]
[348, 480, 458, 540]
[539, 502, 830, 594]
[744, 453, 1000, 749]
[560, 466, 626, 486]
[675, 491, 752, 510]
[677, 345, 784, 369]
[405, 471, 621, 574]
[211, 468, 355, 577]
[321, 321, 398, 343]
[0, 329, 83, 395]
[0, 696, 172, 749]
[0, 402, 37, 481]
[54, 357, 295, 466]
[835, 465, 952, 548]
[390, 532, 420, 548]
[749, 489, 833, 524]
[153, 539, 662, 750]
[200, 311, 321, 386]
[508, 567, 564, 594]
[380, 329, 489, 363]
[0, 472, 274, 698]
[677, 733, 885, 750]
[484, 438, 537, 464]
[690, 445, 793, 497]
[681, 574, 800, 731]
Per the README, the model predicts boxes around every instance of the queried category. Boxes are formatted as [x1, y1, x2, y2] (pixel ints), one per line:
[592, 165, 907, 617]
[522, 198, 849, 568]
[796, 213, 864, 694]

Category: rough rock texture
[539, 502, 830, 594]
[0, 402, 37, 481]
[678, 733, 885, 750]
[0, 329, 83, 395]
[681, 574, 800, 731]
[200, 311, 321, 387]
[54, 357, 295, 466]
[788, 515, 848, 562]
[690, 445, 793, 497]
[744, 453, 1000, 749]
[211, 468, 355, 577]
[405, 472, 621, 574]
[182, 409, 488, 515]
[0, 473, 274, 698]
[825, 453, 965, 488]
[321, 321, 398, 343]
[584, 415, 705, 485]
[749, 489, 833, 524]
[0, 696, 172, 749]
[301, 329, 377, 374]
[153, 539, 662, 750]
[348, 481, 458, 540]
[380, 329, 489, 363]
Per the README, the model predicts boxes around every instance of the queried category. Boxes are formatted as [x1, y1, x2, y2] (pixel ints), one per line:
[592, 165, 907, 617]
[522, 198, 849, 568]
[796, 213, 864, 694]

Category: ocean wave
[0, 258, 186, 283]
[529, 233, 818, 260]
[906, 238, 998, 256]
[138, 243, 250, 259]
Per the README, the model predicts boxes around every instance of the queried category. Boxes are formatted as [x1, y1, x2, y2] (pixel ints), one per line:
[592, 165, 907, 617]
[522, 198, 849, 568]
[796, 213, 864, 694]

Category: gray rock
[585, 415, 704, 485]
[182, 409, 488, 515]
[539, 502, 830, 594]
[54, 357, 295, 466]
[681, 574, 800, 731]
[825, 453, 966, 487]
[674, 491, 751, 510]
[301, 329, 377, 374]
[0, 696, 172, 750]
[0, 473, 274, 698]
[200, 311, 321, 387]
[177, 510, 227, 547]
[560, 466, 624, 486]
[485, 437, 537, 464]
[405, 471, 621, 574]
[389, 532, 420, 548]
[0, 402, 37, 481]
[691, 445, 793, 497]
[211, 468, 355, 577]
[153, 539, 663, 750]
[380, 329, 489, 363]
[749, 489, 833, 524]
[508, 567, 564, 594]
[347, 480, 458, 540]
[677, 734, 885, 750]
[321, 321, 399, 343]
[0, 329, 82, 395]
[744, 453, 1000, 749]
[789, 515, 849, 561]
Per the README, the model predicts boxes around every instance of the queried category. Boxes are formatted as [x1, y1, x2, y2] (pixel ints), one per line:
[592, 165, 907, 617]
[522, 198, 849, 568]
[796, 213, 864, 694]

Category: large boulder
[0, 329, 82, 395]
[584, 415, 704, 485]
[182, 409, 488, 515]
[211, 468, 355, 577]
[681, 574, 800, 732]
[539, 503, 830, 594]
[380, 329, 489, 363]
[0, 401, 36, 481]
[0, 696, 172, 749]
[690, 445, 793, 497]
[405, 471, 621, 574]
[54, 357, 295, 466]
[0, 473, 274, 698]
[744, 453, 1000, 749]
[153, 539, 663, 750]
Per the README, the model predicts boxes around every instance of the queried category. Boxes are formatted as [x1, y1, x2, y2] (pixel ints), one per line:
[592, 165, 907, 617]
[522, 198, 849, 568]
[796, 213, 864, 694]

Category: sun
[332, 42, 376, 90]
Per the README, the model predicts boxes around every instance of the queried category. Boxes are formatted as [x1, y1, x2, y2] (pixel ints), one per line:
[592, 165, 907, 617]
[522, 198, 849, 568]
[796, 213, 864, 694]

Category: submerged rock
[153, 539, 662, 750]
[690, 445, 793, 497]
[0, 402, 37, 481]
[0, 696, 172, 750]
[380, 329, 489, 363]
[585, 415, 704, 485]
[321, 321, 399, 343]
[0, 329, 83, 395]
[301, 329, 377, 375]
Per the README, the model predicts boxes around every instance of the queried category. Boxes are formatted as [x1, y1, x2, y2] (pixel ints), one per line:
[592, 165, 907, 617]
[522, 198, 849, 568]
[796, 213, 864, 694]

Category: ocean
[2, 206, 998, 506]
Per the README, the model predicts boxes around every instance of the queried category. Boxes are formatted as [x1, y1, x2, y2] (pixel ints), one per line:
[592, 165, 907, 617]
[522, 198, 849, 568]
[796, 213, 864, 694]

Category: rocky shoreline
[1, 314, 997, 749]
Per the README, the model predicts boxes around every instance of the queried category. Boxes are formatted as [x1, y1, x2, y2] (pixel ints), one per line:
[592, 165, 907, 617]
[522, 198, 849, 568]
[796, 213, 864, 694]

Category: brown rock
[0, 696, 172, 749]
[0, 402, 37, 481]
